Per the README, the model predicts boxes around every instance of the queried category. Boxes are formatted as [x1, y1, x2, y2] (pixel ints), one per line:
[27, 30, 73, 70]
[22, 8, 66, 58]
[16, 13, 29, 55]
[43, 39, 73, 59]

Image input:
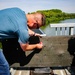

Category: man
[0, 7, 46, 75]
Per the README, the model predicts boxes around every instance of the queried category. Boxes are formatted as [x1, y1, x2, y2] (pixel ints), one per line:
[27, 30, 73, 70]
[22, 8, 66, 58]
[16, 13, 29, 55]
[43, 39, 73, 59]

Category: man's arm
[20, 42, 43, 51]
[19, 28, 43, 51]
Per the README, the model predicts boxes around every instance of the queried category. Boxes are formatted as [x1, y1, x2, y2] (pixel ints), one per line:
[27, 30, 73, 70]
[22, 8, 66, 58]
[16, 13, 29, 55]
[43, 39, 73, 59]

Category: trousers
[0, 49, 10, 75]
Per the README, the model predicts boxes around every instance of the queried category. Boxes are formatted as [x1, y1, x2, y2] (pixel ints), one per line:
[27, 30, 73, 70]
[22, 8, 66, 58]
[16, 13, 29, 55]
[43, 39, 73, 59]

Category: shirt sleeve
[17, 29, 29, 44]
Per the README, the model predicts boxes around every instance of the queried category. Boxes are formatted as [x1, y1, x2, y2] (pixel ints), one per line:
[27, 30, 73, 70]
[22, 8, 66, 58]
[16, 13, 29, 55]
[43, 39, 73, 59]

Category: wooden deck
[10, 67, 75, 75]
[1, 23, 75, 74]
[1, 36, 75, 67]
[1, 36, 75, 75]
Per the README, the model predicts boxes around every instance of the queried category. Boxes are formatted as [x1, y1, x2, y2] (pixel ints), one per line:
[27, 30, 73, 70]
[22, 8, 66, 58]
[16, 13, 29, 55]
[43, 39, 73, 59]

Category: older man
[0, 7, 46, 75]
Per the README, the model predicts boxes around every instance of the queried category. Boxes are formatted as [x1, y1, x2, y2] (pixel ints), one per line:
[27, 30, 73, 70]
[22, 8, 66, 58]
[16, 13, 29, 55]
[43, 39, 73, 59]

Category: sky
[0, 0, 75, 13]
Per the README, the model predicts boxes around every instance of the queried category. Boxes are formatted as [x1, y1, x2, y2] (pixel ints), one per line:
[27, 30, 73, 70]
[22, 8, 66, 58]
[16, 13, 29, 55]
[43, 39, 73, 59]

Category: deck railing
[50, 23, 75, 36]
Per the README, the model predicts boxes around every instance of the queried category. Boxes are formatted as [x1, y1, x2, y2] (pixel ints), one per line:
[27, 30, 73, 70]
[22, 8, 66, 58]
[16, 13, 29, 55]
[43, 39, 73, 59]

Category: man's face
[28, 14, 42, 29]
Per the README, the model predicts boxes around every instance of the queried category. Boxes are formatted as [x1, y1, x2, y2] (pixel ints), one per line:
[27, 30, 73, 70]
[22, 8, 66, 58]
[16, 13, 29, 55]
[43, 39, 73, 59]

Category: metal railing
[50, 23, 75, 36]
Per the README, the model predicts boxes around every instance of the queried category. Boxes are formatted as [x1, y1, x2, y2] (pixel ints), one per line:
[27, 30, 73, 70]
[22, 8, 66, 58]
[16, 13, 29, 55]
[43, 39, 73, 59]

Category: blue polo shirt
[0, 8, 29, 44]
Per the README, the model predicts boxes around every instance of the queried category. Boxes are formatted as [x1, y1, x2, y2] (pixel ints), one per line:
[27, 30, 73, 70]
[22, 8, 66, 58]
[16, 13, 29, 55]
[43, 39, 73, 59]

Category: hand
[36, 42, 43, 49]
[34, 33, 40, 36]
[28, 28, 35, 36]
[29, 32, 42, 38]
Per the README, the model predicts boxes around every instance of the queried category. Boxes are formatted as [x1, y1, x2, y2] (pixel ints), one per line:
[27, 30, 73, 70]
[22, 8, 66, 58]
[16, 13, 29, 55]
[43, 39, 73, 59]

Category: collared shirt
[0, 8, 29, 44]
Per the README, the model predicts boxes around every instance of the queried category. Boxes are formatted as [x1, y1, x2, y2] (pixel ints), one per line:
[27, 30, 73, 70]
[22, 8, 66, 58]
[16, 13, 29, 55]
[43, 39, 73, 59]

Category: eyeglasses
[34, 17, 40, 29]
[35, 20, 39, 29]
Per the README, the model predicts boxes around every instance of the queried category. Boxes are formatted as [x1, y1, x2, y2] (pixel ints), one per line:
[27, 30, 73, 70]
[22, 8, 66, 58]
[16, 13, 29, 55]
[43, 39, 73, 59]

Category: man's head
[26, 12, 46, 29]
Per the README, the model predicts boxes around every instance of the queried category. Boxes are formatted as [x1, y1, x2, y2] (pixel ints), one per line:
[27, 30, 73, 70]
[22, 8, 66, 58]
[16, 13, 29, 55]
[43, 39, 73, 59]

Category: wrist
[36, 44, 38, 48]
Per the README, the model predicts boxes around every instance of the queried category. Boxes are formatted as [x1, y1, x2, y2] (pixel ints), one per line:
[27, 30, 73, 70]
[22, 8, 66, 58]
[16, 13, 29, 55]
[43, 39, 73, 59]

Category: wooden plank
[10, 70, 30, 75]
[73, 27, 75, 35]
[33, 67, 51, 73]
[53, 69, 66, 75]
[31, 70, 50, 75]
[21, 70, 30, 75]
[51, 27, 56, 36]
[71, 27, 73, 35]
[66, 27, 69, 35]
[65, 69, 71, 75]
[1, 36, 75, 67]
[57, 27, 60, 35]
[10, 68, 16, 75]
[62, 27, 65, 35]
[14, 70, 21, 75]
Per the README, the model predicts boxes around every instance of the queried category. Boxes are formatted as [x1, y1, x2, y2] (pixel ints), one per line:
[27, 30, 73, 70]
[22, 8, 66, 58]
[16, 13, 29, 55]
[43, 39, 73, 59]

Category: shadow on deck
[2, 36, 41, 67]
[1, 36, 75, 69]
